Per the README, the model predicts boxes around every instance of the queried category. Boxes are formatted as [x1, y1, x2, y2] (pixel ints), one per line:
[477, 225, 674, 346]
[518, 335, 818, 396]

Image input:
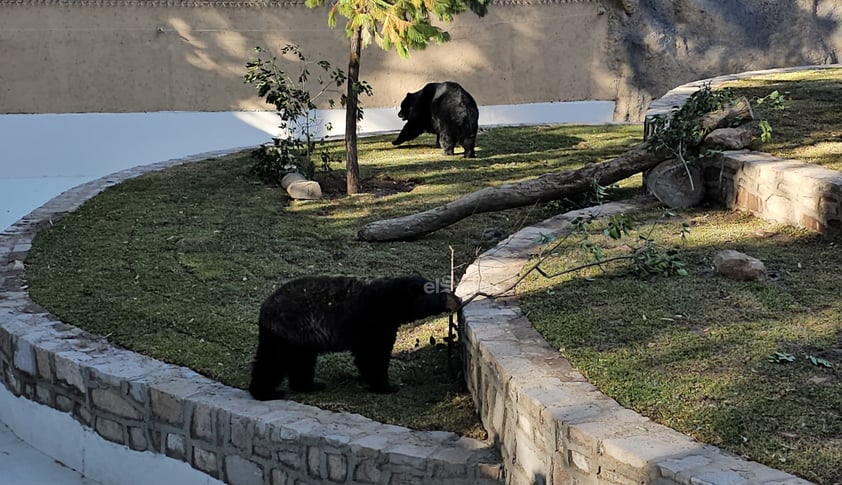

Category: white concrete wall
[0, 101, 614, 231]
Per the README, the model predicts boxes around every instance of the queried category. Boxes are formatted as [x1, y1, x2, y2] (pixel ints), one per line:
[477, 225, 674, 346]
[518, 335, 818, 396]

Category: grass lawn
[24, 68, 842, 480]
[722, 67, 842, 170]
[518, 68, 842, 484]
[25, 124, 643, 438]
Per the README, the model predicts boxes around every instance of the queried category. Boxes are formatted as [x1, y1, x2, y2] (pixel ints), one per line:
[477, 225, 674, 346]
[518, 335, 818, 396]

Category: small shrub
[244, 44, 371, 183]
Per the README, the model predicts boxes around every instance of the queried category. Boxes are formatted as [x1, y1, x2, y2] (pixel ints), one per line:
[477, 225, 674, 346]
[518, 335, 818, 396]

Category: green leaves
[308, 0, 488, 58]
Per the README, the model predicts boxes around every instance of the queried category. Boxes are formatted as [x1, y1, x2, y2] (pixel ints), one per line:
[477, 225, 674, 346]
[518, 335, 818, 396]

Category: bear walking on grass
[249, 274, 462, 401]
[392, 81, 479, 158]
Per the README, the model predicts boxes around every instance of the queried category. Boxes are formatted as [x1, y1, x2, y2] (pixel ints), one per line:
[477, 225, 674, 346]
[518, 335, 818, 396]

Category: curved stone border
[0, 148, 502, 485]
[456, 200, 809, 485]
[452, 65, 842, 485]
[648, 64, 842, 237]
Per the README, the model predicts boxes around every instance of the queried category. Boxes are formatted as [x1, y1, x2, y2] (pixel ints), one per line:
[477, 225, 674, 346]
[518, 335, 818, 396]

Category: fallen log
[359, 100, 759, 242]
[358, 143, 666, 242]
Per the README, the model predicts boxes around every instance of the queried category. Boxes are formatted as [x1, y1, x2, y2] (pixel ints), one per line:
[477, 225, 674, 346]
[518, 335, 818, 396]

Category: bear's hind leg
[461, 136, 476, 158]
[438, 131, 456, 156]
[287, 349, 326, 392]
[249, 327, 288, 401]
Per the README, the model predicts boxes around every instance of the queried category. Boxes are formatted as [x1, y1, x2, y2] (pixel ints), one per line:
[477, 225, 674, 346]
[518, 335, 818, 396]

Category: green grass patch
[25, 124, 643, 438]
[723, 67, 842, 170]
[518, 208, 842, 483]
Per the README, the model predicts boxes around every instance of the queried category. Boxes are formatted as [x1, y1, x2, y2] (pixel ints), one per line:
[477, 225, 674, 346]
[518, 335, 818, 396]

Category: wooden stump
[644, 159, 705, 209]
[281, 172, 322, 200]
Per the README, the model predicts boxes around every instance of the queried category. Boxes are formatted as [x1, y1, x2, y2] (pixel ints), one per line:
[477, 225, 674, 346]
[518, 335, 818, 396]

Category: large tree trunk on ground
[358, 143, 667, 242]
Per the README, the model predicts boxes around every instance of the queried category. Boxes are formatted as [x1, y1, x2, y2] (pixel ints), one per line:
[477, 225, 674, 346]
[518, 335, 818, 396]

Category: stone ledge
[455, 200, 813, 485]
[0, 147, 502, 485]
[453, 65, 842, 485]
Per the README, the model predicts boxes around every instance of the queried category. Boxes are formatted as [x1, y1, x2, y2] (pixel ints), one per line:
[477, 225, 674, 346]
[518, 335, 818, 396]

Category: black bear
[392, 81, 479, 158]
[249, 274, 461, 400]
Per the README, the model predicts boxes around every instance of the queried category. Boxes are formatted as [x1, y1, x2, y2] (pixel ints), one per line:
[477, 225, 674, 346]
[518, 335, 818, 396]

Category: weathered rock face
[605, 0, 842, 121]
[713, 249, 768, 281]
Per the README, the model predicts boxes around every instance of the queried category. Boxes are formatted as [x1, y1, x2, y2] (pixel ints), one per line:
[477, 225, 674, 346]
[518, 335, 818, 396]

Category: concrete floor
[0, 421, 100, 485]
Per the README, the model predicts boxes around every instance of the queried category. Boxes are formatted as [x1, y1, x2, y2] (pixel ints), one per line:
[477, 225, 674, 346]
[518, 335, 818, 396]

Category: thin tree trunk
[358, 143, 667, 241]
[344, 26, 363, 195]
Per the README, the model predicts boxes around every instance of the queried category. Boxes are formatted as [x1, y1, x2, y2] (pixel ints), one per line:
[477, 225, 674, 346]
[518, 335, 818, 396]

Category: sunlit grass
[26, 124, 642, 438]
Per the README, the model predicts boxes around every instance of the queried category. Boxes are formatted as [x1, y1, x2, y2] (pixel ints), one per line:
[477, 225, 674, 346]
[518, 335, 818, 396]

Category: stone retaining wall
[0, 149, 502, 485]
[454, 201, 811, 485]
[453, 66, 842, 485]
[645, 65, 842, 237]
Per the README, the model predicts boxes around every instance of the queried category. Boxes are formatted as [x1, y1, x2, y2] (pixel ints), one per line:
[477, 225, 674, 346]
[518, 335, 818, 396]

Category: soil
[316, 172, 418, 198]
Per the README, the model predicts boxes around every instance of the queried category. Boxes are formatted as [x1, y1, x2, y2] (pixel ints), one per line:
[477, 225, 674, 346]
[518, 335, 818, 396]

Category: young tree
[305, 0, 490, 194]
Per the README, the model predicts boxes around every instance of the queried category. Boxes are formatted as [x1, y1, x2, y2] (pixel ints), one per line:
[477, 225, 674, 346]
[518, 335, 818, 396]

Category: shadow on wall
[608, 0, 841, 121]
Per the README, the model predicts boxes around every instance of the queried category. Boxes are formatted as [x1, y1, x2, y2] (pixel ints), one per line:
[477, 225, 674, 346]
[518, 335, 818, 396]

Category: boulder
[713, 250, 767, 281]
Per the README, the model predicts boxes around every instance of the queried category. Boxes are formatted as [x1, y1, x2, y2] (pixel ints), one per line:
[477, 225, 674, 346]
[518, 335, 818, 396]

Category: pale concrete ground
[0, 420, 100, 485]
[0, 101, 613, 484]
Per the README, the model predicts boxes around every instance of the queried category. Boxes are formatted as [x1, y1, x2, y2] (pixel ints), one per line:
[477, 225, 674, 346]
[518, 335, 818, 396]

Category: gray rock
[713, 250, 767, 281]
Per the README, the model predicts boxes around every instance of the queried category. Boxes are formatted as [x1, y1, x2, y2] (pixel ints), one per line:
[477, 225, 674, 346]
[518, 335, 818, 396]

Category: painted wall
[0, 1, 611, 114]
[3, 1, 842, 121]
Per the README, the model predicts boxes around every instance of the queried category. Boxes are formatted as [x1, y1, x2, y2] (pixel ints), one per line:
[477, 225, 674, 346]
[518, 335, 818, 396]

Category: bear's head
[397, 91, 421, 121]
[396, 274, 461, 322]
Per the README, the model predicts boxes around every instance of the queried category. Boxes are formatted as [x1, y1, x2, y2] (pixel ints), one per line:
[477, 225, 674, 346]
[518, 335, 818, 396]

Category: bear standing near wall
[249, 274, 462, 401]
[392, 82, 479, 158]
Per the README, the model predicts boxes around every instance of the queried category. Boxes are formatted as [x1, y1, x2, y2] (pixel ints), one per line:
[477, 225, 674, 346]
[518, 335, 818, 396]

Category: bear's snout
[444, 293, 462, 312]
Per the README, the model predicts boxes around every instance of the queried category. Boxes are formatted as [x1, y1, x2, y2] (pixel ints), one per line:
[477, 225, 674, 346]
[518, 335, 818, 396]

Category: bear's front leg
[249, 328, 289, 401]
[287, 349, 327, 392]
[353, 350, 396, 393]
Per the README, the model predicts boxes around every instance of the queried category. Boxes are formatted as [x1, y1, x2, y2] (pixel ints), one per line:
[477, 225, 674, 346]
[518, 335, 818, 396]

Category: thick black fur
[392, 81, 479, 158]
[249, 274, 461, 401]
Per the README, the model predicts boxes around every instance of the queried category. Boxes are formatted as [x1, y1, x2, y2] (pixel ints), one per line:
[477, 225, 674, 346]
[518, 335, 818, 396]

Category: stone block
[128, 426, 148, 451]
[225, 455, 264, 485]
[689, 470, 746, 485]
[231, 414, 254, 452]
[388, 472, 423, 485]
[306, 446, 322, 478]
[13, 335, 36, 375]
[165, 433, 186, 460]
[0, 326, 12, 359]
[34, 383, 51, 405]
[151, 388, 183, 425]
[91, 388, 142, 419]
[54, 351, 89, 394]
[271, 468, 290, 485]
[95, 416, 124, 444]
[193, 447, 219, 477]
[353, 459, 381, 484]
[34, 346, 52, 381]
[74, 403, 93, 426]
[191, 402, 214, 441]
[277, 450, 301, 470]
[326, 453, 347, 482]
[55, 394, 74, 412]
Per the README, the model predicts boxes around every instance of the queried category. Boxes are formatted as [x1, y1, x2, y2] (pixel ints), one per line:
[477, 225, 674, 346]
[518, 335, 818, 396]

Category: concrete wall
[4, 1, 842, 121]
[0, 0, 612, 113]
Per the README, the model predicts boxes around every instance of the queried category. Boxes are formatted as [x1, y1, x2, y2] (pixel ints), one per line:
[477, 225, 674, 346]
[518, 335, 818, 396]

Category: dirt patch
[317, 172, 418, 198]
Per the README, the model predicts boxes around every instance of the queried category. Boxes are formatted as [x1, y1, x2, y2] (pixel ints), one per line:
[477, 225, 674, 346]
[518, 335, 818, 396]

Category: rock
[713, 250, 767, 281]
[644, 158, 705, 209]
